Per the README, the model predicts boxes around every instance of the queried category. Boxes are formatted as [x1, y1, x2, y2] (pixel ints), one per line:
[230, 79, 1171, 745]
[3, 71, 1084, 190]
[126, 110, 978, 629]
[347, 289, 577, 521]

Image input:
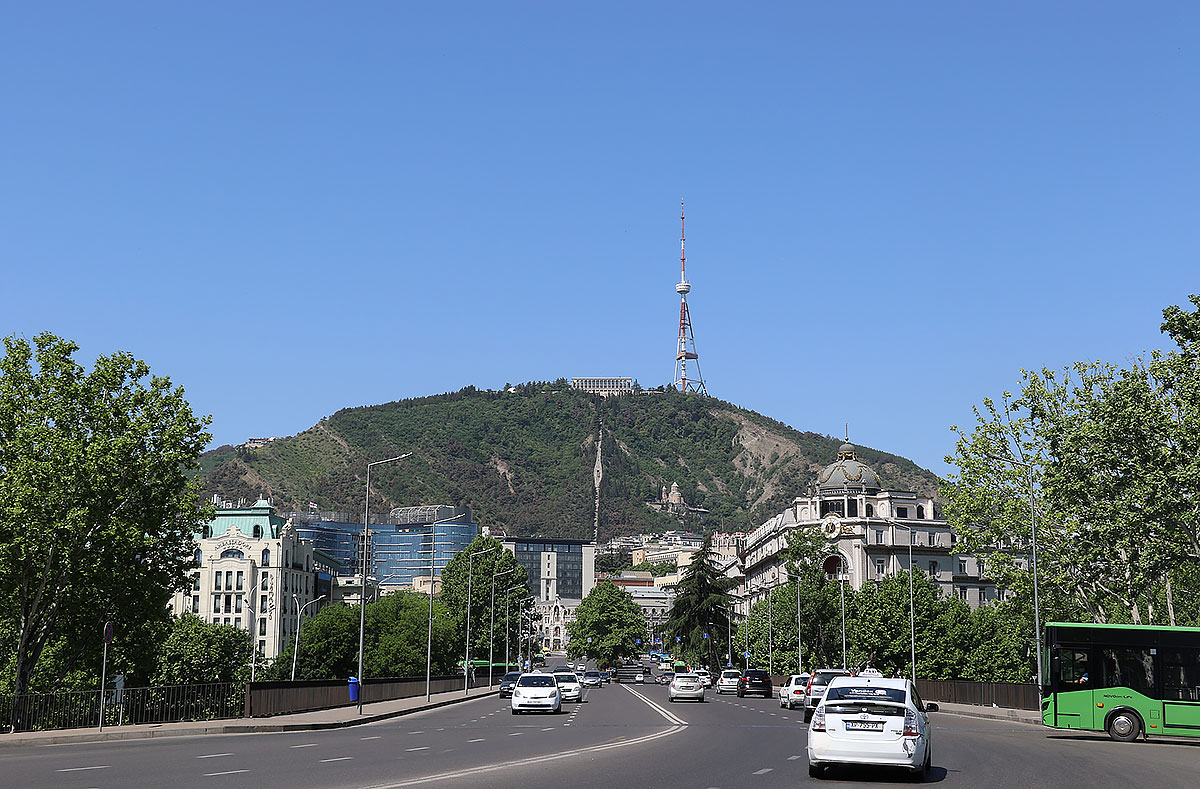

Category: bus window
[1100, 648, 1155, 695]
[1057, 649, 1090, 687]
[1162, 649, 1200, 701]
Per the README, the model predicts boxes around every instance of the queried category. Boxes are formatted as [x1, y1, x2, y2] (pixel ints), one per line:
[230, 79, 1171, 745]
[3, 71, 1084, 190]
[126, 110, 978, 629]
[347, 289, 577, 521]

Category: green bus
[1044, 622, 1200, 741]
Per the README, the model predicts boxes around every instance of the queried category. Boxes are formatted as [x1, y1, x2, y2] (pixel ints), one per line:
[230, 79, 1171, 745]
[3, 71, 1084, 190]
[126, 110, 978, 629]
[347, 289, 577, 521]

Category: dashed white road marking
[788, 755, 803, 760]
[56, 766, 109, 772]
[753, 768, 773, 775]
[406, 747, 430, 752]
[320, 757, 353, 763]
[541, 727, 554, 731]
[509, 732, 523, 736]
[362, 736, 382, 740]
[290, 743, 318, 748]
[204, 770, 249, 776]
[196, 753, 233, 759]
[467, 738, 485, 743]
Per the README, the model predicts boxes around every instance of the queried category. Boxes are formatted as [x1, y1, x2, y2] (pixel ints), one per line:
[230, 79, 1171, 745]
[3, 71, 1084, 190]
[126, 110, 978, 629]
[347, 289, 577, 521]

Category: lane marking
[320, 757, 353, 763]
[508, 732, 523, 736]
[620, 684, 688, 726]
[408, 731, 424, 734]
[753, 768, 773, 775]
[467, 738, 485, 743]
[788, 755, 803, 760]
[196, 753, 233, 759]
[56, 766, 109, 772]
[290, 743, 318, 749]
[362, 736, 382, 740]
[204, 770, 249, 776]
[541, 727, 554, 731]
[406, 747, 431, 752]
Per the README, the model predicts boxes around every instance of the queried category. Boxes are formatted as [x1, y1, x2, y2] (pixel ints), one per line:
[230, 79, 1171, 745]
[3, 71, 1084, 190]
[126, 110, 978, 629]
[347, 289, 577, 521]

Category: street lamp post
[985, 454, 1045, 690]
[358, 453, 411, 715]
[489, 566, 516, 687]
[464, 545, 497, 694]
[291, 594, 327, 681]
[795, 575, 803, 675]
[880, 519, 918, 682]
[504, 584, 524, 673]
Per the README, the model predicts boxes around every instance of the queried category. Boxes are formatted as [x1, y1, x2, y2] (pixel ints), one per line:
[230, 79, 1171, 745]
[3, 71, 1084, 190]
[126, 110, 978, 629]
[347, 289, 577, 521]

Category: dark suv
[737, 669, 773, 698]
[498, 671, 522, 698]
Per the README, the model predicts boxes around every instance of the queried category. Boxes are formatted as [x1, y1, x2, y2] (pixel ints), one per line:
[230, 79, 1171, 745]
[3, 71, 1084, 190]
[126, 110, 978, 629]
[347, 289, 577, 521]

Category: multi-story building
[172, 499, 330, 661]
[500, 537, 596, 652]
[570, 377, 634, 397]
[737, 443, 996, 613]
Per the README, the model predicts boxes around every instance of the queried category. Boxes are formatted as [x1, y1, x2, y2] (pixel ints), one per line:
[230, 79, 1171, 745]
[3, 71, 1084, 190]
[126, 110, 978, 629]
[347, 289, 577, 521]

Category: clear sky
[5, 2, 1197, 478]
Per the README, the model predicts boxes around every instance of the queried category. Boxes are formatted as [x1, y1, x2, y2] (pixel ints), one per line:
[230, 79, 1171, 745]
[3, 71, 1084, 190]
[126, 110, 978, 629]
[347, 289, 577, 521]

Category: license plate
[844, 721, 883, 731]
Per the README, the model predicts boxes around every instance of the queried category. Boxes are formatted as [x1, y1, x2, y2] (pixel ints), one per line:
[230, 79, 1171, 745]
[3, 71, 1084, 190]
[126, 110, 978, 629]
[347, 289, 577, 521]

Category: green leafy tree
[663, 538, 733, 669]
[594, 551, 630, 574]
[154, 614, 252, 685]
[0, 333, 212, 697]
[438, 536, 530, 666]
[566, 582, 646, 668]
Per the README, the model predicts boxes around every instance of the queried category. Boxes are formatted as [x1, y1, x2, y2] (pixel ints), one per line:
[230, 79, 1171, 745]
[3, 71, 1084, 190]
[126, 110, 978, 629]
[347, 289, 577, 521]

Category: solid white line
[56, 766, 109, 772]
[204, 770, 249, 777]
[620, 684, 688, 726]
[196, 753, 233, 759]
[320, 757, 353, 763]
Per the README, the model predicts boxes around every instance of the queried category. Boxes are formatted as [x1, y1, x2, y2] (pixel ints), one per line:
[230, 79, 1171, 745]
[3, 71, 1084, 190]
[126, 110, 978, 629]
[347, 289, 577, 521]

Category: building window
[874, 559, 885, 577]
[223, 617, 231, 626]
[194, 548, 203, 565]
[192, 595, 199, 613]
[234, 617, 241, 629]
[896, 506, 909, 519]
[236, 571, 244, 591]
[261, 572, 269, 590]
[213, 596, 221, 613]
[929, 561, 938, 577]
[874, 530, 883, 545]
[865, 503, 874, 517]
[958, 560, 967, 575]
[235, 595, 243, 613]
[258, 640, 266, 656]
[192, 574, 200, 591]
[225, 571, 233, 590]
[260, 594, 267, 611]
[253, 524, 262, 538]
[916, 505, 925, 520]
[957, 586, 967, 601]
[262, 548, 271, 567]
[847, 499, 858, 517]
[214, 572, 222, 591]
[259, 618, 267, 636]
[220, 549, 244, 559]
[224, 594, 232, 614]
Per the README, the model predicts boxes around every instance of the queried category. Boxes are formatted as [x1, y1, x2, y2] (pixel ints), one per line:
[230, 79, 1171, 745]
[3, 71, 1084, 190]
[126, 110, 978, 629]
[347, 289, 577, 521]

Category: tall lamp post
[795, 574, 803, 675]
[882, 519, 917, 682]
[291, 594, 327, 681]
[985, 454, 1044, 690]
[464, 545, 497, 694]
[489, 566, 517, 687]
[504, 585, 526, 673]
[358, 453, 411, 715]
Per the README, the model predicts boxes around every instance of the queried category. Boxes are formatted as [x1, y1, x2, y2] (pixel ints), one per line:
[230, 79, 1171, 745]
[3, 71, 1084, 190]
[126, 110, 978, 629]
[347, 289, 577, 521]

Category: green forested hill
[200, 382, 940, 541]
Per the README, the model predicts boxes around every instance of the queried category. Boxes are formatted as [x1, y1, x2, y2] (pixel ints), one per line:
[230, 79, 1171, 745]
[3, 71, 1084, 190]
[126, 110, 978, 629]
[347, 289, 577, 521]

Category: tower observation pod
[672, 201, 708, 396]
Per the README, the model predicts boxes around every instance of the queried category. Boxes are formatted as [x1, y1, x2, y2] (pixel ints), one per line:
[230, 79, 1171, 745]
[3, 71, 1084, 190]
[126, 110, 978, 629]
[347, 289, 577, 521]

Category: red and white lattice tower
[672, 202, 708, 395]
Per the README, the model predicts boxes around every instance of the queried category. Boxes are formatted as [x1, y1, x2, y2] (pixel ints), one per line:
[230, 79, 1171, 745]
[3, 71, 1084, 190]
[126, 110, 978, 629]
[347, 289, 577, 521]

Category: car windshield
[812, 671, 848, 686]
[584, 671, 600, 677]
[554, 673, 577, 684]
[502, 672, 521, 681]
[722, 671, 740, 679]
[745, 670, 769, 678]
[825, 685, 907, 704]
[675, 674, 698, 680]
[518, 675, 555, 687]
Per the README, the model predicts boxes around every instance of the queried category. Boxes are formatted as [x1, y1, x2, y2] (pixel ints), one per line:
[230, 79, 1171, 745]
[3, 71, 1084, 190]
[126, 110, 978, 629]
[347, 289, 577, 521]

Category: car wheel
[1107, 710, 1142, 742]
[808, 763, 824, 779]
[510, 708, 517, 715]
[909, 748, 931, 781]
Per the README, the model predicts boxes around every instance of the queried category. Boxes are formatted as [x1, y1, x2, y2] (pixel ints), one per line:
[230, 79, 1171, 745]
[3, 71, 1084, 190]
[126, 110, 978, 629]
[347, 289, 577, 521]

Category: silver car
[668, 672, 706, 702]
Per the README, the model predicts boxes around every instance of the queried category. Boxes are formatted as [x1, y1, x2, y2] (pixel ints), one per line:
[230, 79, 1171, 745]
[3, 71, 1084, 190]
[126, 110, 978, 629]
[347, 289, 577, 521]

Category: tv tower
[672, 201, 708, 396]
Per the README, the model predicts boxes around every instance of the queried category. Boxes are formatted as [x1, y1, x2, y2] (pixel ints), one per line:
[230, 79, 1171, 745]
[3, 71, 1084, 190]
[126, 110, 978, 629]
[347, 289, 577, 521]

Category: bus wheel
[1107, 710, 1142, 742]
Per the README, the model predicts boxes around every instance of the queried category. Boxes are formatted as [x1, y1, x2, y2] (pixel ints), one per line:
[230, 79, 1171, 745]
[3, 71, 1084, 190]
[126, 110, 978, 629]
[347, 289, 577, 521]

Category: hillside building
[736, 444, 997, 614]
[570, 377, 634, 396]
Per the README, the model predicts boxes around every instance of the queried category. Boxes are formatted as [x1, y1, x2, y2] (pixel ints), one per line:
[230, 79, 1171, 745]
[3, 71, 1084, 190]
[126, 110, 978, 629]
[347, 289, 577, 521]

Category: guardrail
[245, 675, 463, 717]
[917, 679, 1041, 711]
[2, 682, 240, 733]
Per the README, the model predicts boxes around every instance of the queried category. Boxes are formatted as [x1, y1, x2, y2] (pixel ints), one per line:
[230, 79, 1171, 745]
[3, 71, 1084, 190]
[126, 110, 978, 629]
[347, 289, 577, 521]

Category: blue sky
[4, 2, 1197, 478]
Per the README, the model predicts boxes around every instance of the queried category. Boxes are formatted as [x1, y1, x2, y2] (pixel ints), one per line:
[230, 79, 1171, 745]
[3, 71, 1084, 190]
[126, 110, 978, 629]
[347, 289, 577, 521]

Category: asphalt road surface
[5, 679, 1198, 788]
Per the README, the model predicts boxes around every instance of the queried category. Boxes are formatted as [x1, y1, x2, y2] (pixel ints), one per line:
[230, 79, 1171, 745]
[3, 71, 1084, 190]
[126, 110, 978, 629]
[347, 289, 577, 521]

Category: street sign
[103, 621, 113, 644]
[636, 639, 641, 644]
[675, 636, 681, 643]
[703, 633, 709, 639]
[744, 651, 751, 658]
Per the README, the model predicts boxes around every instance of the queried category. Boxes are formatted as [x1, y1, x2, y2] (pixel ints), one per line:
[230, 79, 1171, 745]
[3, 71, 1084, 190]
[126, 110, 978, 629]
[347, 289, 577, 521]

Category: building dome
[817, 444, 882, 492]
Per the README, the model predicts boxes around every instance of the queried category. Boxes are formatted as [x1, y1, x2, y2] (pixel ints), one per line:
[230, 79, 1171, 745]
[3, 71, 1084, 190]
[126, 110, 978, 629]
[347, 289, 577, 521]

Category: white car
[634, 672, 644, 683]
[715, 669, 741, 695]
[554, 671, 583, 702]
[694, 669, 712, 688]
[804, 668, 854, 721]
[510, 673, 562, 714]
[806, 676, 935, 780]
[668, 672, 706, 702]
[779, 673, 809, 709]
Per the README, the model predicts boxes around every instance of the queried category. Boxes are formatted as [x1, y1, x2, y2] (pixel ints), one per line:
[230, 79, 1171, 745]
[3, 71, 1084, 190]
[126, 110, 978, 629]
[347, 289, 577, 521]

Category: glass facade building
[296, 518, 479, 588]
[502, 537, 596, 602]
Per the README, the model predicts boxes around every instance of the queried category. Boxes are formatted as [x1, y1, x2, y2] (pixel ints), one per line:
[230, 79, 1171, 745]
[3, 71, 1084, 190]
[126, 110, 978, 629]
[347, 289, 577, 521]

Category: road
[5, 677, 1198, 788]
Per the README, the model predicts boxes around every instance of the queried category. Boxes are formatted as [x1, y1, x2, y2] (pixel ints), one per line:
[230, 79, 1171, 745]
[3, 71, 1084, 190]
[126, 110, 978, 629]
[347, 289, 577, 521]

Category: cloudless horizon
[5, 2, 1197, 480]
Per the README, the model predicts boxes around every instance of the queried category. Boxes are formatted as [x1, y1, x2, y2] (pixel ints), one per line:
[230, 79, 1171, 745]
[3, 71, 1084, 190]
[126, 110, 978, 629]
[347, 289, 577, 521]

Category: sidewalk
[932, 700, 1043, 726]
[0, 685, 499, 747]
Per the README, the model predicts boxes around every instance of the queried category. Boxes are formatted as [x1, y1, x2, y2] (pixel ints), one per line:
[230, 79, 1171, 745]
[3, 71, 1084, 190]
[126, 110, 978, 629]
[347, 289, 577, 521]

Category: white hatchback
[806, 676, 934, 780]
[510, 673, 562, 714]
[668, 672, 706, 702]
[715, 669, 741, 694]
[779, 673, 809, 709]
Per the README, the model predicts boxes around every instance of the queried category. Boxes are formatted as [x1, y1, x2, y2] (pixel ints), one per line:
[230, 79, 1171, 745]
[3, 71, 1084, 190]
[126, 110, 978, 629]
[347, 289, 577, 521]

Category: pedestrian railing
[2, 682, 241, 733]
[917, 679, 1042, 711]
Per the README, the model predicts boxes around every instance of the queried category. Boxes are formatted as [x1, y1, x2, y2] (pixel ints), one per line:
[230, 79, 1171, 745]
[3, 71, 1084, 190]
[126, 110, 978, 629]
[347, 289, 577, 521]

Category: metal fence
[2, 682, 241, 733]
[917, 679, 1042, 711]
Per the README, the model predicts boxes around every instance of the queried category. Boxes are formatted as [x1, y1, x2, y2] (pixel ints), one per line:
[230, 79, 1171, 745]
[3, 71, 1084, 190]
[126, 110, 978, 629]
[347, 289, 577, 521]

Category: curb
[933, 706, 1043, 727]
[0, 690, 499, 748]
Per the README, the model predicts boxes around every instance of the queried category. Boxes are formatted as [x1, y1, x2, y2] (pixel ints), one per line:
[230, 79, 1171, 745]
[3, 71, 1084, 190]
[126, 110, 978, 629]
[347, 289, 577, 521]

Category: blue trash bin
[348, 676, 360, 703]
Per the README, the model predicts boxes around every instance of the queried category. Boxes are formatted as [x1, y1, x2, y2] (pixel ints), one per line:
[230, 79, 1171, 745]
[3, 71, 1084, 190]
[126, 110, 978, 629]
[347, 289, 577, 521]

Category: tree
[663, 538, 733, 669]
[153, 614, 251, 685]
[566, 582, 645, 668]
[437, 535, 531, 666]
[0, 333, 212, 698]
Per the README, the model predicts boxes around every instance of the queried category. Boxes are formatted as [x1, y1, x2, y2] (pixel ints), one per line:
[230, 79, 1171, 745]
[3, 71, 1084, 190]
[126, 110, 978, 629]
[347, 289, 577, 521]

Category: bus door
[1159, 647, 1200, 735]
[1051, 647, 1096, 729]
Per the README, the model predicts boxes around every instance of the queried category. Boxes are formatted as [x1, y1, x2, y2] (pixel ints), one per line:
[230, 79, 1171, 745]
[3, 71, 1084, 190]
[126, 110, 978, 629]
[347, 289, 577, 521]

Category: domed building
[737, 444, 997, 615]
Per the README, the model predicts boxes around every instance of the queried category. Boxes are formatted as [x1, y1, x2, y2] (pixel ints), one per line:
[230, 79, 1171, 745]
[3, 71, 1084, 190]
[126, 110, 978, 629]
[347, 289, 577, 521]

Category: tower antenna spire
[672, 200, 708, 396]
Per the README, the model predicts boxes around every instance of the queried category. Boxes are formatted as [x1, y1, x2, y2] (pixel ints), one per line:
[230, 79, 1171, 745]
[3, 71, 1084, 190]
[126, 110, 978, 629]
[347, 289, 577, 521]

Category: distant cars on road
[715, 669, 740, 694]
[804, 669, 854, 722]
[581, 670, 603, 688]
[807, 675, 935, 780]
[499, 671, 522, 699]
[779, 673, 809, 709]
[668, 673, 706, 703]
[737, 669, 773, 698]
[554, 671, 583, 702]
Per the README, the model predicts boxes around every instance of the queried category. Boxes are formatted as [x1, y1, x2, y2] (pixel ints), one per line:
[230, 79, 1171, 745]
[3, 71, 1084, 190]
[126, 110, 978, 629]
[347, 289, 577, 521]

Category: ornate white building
[171, 499, 327, 661]
[738, 444, 996, 613]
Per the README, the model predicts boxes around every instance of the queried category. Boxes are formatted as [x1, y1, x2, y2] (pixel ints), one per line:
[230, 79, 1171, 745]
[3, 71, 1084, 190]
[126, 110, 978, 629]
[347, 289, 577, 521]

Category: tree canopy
[566, 582, 645, 668]
[662, 538, 734, 669]
[0, 333, 212, 696]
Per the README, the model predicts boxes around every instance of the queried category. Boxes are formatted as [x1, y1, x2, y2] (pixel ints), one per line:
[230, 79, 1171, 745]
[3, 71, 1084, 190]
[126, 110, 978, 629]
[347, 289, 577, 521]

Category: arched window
[253, 524, 262, 538]
[261, 548, 271, 567]
[193, 548, 203, 565]
[916, 505, 925, 520]
[220, 549, 244, 560]
[865, 503, 874, 517]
